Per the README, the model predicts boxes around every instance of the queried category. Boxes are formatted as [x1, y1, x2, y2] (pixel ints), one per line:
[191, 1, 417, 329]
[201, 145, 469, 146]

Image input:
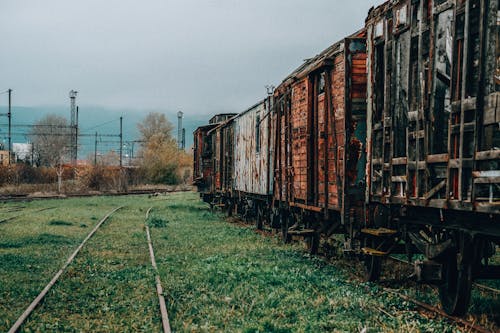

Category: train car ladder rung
[361, 228, 397, 237]
[287, 229, 316, 236]
[361, 247, 389, 256]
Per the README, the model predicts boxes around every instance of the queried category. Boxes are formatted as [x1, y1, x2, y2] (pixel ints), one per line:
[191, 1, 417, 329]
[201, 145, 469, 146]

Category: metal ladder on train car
[360, 227, 398, 256]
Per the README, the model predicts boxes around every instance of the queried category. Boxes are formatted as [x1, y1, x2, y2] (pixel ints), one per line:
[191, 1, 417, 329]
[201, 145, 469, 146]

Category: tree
[30, 114, 71, 192]
[137, 112, 174, 143]
[136, 112, 181, 184]
[30, 114, 71, 167]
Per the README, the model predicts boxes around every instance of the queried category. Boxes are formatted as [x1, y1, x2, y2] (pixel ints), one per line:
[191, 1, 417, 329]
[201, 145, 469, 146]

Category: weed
[146, 215, 169, 228]
[48, 220, 73, 226]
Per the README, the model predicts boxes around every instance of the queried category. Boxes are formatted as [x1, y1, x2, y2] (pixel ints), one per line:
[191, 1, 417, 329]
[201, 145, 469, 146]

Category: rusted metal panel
[233, 98, 274, 196]
[366, 0, 499, 214]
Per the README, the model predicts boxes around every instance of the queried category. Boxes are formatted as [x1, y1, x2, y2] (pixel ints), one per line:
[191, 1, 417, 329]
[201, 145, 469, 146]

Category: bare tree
[30, 114, 71, 192]
[137, 112, 174, 143]
[136, 112, 183, 184]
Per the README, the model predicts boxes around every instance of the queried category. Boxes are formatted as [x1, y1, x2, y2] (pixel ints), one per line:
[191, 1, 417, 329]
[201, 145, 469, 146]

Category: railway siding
[19, 205, 160, 332]
[1, 192, 495, 331]
[149, 192, 463, 332]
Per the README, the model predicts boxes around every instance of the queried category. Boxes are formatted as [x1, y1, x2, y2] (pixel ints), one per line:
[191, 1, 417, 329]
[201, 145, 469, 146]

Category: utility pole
[182, 128, 186, 150]
[119, 116, 123, 167]
[75, 106, 79, 164]
[7, 89, 12, 165]
[177, 111, 183, 150]
[69, 90, 78, 165]
[94, 132, 98, 165]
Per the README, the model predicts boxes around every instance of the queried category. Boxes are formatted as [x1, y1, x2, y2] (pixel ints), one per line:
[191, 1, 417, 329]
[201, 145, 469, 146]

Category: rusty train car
[193, 0, 499, 315]
[365, 0, 500, 315]
[193, 113, 236, 203]
[272, 30, 368, 253]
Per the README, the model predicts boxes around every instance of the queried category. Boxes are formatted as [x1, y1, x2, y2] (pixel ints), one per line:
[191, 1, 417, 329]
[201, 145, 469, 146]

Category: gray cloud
[0, 0, 385, 115]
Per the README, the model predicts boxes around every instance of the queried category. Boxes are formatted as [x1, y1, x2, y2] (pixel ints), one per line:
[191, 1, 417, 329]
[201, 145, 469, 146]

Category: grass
[0, 192, 497, 332]
[149, 193, 466, 332]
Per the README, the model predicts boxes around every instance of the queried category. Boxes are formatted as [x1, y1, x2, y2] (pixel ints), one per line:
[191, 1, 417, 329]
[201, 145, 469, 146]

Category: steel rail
[0, 188, 192, 203]
[383, 288, 494, 333]
[145, 207, 172, 333]
[7, 206, 124, 333]
[0, 207, 56, 224]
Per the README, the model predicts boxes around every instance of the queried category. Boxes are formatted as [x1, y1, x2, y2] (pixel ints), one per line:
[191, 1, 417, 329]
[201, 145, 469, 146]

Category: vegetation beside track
[0, 192, 497, 332]
[149, 193, 464, 332]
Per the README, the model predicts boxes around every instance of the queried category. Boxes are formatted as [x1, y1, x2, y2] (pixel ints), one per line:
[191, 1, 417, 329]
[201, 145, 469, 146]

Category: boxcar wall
[233, 98, 274, 198]
[273, 31, 367, 226]
[365, 0, 500, 217]
[193, 124, 217, 197]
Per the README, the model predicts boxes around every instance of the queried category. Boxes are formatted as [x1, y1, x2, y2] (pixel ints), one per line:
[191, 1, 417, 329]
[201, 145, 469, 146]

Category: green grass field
[0, 192, 498, 332]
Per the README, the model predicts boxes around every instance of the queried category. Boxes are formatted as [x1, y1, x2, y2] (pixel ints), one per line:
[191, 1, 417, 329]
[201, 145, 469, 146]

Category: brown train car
[272, 30, 368, 251]
[365, 0, 499, 315]
[193, 113, 236, 203]
[207, 116, 236, 202]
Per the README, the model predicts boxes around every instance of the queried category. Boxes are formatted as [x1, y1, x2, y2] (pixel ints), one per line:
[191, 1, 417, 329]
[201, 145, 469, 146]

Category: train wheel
[270, 208, 280, 229]
[225, 199, 233, 217]
[438, 232, 473, 316]
[363, 237, 382, 282]
[256, 205, 263, 230]
[306, 231, 320, 255]
[281, 213, 291, 243]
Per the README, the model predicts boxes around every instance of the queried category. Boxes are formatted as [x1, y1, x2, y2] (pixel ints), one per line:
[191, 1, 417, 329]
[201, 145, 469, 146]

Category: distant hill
[0, 105, 210, 160]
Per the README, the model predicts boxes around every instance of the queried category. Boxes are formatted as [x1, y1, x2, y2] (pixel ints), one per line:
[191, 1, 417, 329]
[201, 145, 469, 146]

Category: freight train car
[365, 0, 500, 315]
[272, 30, 368, 254]
[230, 98, 274, 227]
[193, 113, 236, 203]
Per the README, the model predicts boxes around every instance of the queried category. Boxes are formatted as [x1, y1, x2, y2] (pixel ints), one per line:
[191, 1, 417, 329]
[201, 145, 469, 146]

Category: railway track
[379, 256, 498, 332]
[227, 216, 499, 331]
[145, 207, 172, 333]
[382, 288, 495, 333]
[0, 207, 56, 224]
[0, 187, 192, 203]
[7, 206, 123, 333]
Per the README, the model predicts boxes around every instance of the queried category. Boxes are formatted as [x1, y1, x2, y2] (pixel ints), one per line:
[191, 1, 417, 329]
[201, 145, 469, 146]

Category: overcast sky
[0, 0, 385, 116]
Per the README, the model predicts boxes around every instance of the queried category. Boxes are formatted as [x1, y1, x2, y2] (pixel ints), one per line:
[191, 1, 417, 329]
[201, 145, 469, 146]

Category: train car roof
[275, 28, 366, 92]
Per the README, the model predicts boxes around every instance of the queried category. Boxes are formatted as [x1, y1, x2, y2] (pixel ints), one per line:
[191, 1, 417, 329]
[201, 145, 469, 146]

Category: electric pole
[94, 132, 98, 165]
[69, 90, 78, 165]
[8, 89, 12, 164]
[177, 111, 183, 150]
[119, 116, 123, 167]
[182, 128, 185, 150]
[76, 106, 79, 164]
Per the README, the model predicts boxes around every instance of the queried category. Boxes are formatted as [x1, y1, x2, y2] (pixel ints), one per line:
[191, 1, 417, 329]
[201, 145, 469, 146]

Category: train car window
[318, 72, 325, 94]
[375, 20, 384, 38]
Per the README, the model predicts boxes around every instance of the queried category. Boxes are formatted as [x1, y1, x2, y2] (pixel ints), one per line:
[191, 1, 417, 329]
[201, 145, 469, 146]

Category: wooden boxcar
[365, 0, 500, 315]
[272, 30, 368, 251]
[207, 116, 236, 207]
[230, 98, 275, 226]
[193, 113, 236, 203]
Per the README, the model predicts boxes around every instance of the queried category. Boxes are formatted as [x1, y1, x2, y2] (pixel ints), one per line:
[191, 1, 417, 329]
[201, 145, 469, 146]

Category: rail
[145, 207, 172, 333]
[7, 206, 123, 333]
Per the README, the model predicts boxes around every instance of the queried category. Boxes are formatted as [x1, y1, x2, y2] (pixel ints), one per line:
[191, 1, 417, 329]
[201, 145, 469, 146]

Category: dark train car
[207, 116, 236, 207]
[272, 30, 368, 252]
[365, 0, 500, 315]
[193, 113, 236, 203]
